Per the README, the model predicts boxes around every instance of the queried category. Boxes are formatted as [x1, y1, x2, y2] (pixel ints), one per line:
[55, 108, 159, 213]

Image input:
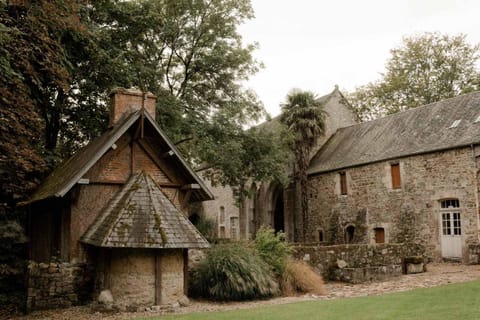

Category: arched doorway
[273, 187, 285, 233]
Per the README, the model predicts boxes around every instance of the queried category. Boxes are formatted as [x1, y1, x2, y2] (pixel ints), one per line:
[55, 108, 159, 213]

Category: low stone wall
[293, 243, 425, 283]
[26, 261, 94, 311]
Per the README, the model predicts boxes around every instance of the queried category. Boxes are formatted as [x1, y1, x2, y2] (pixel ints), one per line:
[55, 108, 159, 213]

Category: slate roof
[26, 110, 213, 204]
[81, 172, 210, 249]
[308, 92, 480, 175]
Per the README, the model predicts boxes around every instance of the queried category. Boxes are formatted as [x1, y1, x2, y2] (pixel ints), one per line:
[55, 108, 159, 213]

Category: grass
[140, 280, 480, 320]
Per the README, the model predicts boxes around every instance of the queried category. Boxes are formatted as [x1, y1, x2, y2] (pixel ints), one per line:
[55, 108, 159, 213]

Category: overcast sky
[238, 0, 480, 117]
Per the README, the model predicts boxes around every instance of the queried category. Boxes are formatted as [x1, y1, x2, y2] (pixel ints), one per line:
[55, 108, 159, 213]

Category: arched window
[345, 225, 355, 243]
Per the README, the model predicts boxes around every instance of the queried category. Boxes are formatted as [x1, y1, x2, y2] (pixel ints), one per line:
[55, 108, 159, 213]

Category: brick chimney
[109, 88, 156, 127]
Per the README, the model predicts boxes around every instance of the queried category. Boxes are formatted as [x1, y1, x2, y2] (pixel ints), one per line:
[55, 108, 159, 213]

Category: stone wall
[108, 249, 156, 309]
[158, 249, 185, 305]
[199, 174, 239, 239]
[293, 243, 425, 283]
[94, 248, 186, 310]
[308, 147, 479, 262]
[26, 261, 94, 311]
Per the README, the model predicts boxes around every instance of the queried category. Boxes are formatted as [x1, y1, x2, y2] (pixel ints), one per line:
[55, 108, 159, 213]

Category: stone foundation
[26, 261, 94, 311]
[293, 243, 425, 283]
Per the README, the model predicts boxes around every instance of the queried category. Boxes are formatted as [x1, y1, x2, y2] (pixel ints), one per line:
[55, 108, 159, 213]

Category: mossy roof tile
[81, 172, 209, 249]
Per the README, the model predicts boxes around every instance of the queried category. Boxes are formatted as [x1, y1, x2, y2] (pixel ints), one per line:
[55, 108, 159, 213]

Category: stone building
[200, 87, 358, 241]
[24, 88, 213, 311]
[307, 92, 480, 262]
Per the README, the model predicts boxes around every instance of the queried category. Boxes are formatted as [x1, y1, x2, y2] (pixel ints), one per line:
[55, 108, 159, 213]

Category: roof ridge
[308, 91, 480, 175]
[332, 91, 480, 132]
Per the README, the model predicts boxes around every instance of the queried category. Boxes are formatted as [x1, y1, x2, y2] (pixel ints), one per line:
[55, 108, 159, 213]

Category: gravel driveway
[10, 263, 480, 320]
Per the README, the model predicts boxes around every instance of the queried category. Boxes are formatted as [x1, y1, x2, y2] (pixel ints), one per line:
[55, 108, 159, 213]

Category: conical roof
[81, 172, 209, 249]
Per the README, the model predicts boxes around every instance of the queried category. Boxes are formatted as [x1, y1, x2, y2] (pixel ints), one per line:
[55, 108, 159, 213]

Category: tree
[0, 1, 86, 205]
[349, 32, 480, 121]
[88, 0, 264, 143]
[1, 0, 271, 201]
[280, 89, 326, 241]
[84, 0, 280, 190]
[199, 116, 290, 194]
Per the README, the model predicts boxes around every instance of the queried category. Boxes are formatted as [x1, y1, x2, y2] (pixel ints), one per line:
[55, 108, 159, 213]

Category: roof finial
[334, 84, 339, 91]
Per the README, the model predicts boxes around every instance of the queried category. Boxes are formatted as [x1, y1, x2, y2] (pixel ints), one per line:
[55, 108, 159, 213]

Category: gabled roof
[26, 110, 213, 204]
[81, 172, 209, 249]
[308, 92, 480, 175]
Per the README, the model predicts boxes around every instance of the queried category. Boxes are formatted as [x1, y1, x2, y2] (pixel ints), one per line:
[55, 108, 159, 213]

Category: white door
[440, 199, 462, 259]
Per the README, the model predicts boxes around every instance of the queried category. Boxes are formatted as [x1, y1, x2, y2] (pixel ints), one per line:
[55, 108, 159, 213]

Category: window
[340, 172, 347, 195]
[441, 199, 459, 209]
[374, 227, 385, 244]
[317, 229, 324, 243]
[218, 206, 226, 238]
[391, 163, 401, 189]
[219, 206, 225, 224]
[440, 199, 461, 236]
[345, 225, 355, 243]
[230, 217, 238, 239]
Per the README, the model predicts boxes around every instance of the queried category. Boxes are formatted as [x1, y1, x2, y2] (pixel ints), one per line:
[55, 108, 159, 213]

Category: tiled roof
[81, 172, 210, 249]
[26, 110, 213, 204]
[308, 92, 480, 175]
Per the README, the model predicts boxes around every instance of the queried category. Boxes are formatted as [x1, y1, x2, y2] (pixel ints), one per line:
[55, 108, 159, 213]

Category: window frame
[440, 199, 461, 236]
[374, 227, 385, 244]
[390, 163, 401, 189]
[339, 172, 348, 195]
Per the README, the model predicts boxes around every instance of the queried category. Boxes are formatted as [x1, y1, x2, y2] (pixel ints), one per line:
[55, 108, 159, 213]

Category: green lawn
[141, 280, 480, 320]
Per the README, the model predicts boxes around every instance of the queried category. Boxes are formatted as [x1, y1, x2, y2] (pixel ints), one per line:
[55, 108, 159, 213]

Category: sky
[238, 0, 480, 117]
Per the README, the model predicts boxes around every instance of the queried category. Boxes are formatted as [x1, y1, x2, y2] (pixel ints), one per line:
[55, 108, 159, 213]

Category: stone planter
[403, 256, 425, 274]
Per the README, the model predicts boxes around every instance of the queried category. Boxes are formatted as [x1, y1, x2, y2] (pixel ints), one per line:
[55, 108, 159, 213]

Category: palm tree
[280, 89, 326, 241]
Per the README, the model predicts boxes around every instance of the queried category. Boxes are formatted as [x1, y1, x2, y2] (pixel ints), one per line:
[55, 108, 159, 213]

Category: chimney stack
[109, 88, 156, 127]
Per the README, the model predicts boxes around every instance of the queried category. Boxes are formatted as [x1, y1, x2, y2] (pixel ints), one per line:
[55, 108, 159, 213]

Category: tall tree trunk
[44, 90, 66, 151]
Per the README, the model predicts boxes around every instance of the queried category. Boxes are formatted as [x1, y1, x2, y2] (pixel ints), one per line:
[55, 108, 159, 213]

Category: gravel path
[10, 263, 480, 320]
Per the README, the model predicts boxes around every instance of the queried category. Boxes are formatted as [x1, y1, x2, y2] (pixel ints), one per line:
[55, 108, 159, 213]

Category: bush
[193, 216, 217, 242]
[281, 259, 325, 296]
[189, 243, 279, 301]
[253, 226, 292, 276]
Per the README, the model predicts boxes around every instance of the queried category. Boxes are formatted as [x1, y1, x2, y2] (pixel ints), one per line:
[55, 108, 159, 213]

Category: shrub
[281, 259, 326, 296]
[189, 243, 279, 301]
[193, 216, 217, 242]
[253, 226, 292, 276]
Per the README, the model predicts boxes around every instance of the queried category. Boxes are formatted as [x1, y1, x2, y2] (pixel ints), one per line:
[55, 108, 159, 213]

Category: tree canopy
[0, 0, 288, 206]
[0, 1, 85, 205]
[348, 32, 480, 121]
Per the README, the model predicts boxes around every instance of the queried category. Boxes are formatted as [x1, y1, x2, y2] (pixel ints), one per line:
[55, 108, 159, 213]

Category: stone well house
[25, 88, 213, 311]
[199, 86, 358, 241]
[307, 92, 480, 263]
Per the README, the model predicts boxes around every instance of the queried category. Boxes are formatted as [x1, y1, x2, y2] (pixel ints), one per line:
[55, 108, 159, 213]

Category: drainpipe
[471, 144, 480, 241]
